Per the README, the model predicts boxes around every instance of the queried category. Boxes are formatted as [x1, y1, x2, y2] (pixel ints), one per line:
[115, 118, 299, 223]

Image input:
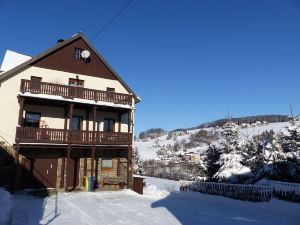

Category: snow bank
[143, 176, 180, 198]
[0, 188, 12, 225]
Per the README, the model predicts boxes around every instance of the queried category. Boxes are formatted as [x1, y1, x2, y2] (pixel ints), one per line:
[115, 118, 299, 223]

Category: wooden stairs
[0, 137, 26, 164]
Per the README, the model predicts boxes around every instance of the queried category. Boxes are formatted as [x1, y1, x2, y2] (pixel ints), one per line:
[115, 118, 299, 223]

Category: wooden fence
[180, 181, 300, 203]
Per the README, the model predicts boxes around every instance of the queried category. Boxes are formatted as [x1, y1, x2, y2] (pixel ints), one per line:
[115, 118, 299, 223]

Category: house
[0, 33, 140, 192]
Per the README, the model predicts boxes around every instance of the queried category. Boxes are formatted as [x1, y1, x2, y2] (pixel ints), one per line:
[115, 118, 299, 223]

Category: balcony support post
[127, 146, 133, 188]
[65, 144, 71, 192]
[18, 96, 25, 126]
[91, 146, 95, 177]
[83, 150, 87, 185]
[60, 156, 65, 189]
[128, 110, 132, 133]
[118, 113, 122, 132]
[68, 103, 74, 131]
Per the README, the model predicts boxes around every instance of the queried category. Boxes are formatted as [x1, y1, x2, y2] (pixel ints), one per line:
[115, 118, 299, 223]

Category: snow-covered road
[3, 177, 300, 225]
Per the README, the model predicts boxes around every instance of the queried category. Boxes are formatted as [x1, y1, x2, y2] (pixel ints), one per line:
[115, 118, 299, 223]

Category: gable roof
[0, 32, 140, 103]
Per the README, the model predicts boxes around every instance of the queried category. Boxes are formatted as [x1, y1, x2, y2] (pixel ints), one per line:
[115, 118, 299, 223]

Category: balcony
[16, 127, 132, 145]
[20, 79, 132, 106]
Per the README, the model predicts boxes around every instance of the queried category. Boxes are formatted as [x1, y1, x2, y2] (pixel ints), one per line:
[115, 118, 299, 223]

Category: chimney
[57, 39, 64, 43]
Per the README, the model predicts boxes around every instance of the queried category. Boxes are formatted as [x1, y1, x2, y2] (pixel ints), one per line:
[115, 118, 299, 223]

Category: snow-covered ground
[1, 177, 300, 225]
[136, 122, 289, 160]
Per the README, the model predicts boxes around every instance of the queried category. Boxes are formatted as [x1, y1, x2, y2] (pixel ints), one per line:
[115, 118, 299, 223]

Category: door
[70, 116, 83, 143]
[66, 157, 80, 190]
[21, 158, 58, 189]
[71, 116, 82, 130]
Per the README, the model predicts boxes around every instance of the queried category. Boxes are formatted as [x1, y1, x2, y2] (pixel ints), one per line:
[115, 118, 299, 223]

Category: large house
[0, 33, 140, 192]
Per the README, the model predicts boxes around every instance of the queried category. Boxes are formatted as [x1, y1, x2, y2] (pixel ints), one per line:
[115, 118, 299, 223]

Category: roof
[0, 32, 140, 103]
[0, 50, 32, 72]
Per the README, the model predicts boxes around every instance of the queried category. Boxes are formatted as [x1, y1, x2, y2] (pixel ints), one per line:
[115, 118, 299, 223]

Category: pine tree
[220, 121, 239, 153]
[213, 121, 251, 182]
[259, 135, 286, 178]
[281, 117, 300, 162]
[133, 147, 144, 175]
[204, 144, 221, 180]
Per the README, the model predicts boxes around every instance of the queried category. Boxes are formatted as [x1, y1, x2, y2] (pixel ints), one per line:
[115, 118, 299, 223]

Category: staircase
[0, 136, 26, 164]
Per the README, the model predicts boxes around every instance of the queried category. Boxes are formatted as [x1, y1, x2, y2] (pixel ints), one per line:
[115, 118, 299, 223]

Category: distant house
[0, 33, 140, 191]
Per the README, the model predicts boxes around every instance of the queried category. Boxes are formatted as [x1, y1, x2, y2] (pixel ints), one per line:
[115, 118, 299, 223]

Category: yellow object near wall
[85, 176, 88, 191]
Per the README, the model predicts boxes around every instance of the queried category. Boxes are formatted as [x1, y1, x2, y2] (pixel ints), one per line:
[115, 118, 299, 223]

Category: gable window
[74, 47, 83, 60]
[69, 78, 84, 87]
[104, 119, 115, 132]
[24, 112, 41, 127]
[106, 87, 115, 92]
[102, 159, 113, 168]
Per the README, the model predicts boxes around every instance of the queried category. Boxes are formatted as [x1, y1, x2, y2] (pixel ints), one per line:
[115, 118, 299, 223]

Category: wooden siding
[33, 38, 118, 80]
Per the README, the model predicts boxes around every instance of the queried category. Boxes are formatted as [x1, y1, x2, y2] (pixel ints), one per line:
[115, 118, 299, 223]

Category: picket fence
[180, 181, 300, 203]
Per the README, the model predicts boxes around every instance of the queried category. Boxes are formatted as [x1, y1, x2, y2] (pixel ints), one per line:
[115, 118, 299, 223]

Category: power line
[91, 0, 134, 41]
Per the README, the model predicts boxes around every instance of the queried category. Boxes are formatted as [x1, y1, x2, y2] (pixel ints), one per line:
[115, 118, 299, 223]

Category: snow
[20, 92, 133, 109]
[3, 177, 300, 225]
[0, 50, 31, 72]
[0, 188, 12, 225]
[136, 122, 290, 160]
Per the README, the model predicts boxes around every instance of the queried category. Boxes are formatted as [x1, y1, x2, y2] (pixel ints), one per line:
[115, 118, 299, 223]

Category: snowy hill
[136, 122, 290, 160]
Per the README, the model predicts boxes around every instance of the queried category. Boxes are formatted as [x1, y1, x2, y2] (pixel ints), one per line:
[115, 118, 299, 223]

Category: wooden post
[117, 150, 120, 176]
[91, 146, 95, 177]
[18, 96, 24, 126]
[60, 156, 65, 189]
[91, 106, 97, 178]
[93, 106, 97, 132]
[63, 107, 68, 142]
[84, 151, 87, 179]
[127, 147, 133, 188]
[68, 103, 74, 130]
[118, 113, 122, 132]
[86, 110, 90, 130]
[65, 144, 71, 192]
[128, 110, 132, 133]
[13, 144, 21, 192]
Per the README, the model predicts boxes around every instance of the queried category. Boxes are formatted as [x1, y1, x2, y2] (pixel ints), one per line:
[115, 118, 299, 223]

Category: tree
[281, 117, 300, 162]
[133, 147, 144, 175]
[220, 121, 239, 153]
[213, 121, 251, 182]
[204, 144, 221, 180]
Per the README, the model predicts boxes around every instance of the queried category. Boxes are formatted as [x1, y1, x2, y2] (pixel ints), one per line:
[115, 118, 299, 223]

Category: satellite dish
[81, 50, 90, 59]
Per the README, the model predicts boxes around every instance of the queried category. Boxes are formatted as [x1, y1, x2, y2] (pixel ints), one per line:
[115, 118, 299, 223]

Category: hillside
[135, 121, 290, 160]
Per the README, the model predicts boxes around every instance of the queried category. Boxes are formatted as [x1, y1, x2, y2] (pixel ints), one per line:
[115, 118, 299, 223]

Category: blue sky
[1, 0, 300, 135]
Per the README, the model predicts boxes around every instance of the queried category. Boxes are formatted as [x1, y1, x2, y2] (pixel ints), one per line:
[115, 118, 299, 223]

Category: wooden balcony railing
[20, 79, 132, 106]
[16, 127, 132, 145]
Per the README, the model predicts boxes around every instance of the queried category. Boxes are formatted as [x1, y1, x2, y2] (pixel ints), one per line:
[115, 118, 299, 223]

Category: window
[31, 76, 42, 81]
[24, 112, 41, 127]
[71, 116, 82, 130]
[104, 119, 115, 132]
[74, 47, 83, 60]
[69, 78, 84, 87]
[102, 159, 113, 168]
[106, 87, 115, 92]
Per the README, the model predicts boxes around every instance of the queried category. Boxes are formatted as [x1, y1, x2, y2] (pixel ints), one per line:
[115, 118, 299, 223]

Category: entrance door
[67, 157, 80, 190]
[21, 158, 58, 189]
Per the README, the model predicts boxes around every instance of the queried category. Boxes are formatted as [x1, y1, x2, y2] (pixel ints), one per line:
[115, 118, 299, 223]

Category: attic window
[74, 47, 83, 60]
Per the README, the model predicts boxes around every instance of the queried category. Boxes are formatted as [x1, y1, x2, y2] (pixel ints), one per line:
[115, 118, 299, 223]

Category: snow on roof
[0, 50, 32, 72]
